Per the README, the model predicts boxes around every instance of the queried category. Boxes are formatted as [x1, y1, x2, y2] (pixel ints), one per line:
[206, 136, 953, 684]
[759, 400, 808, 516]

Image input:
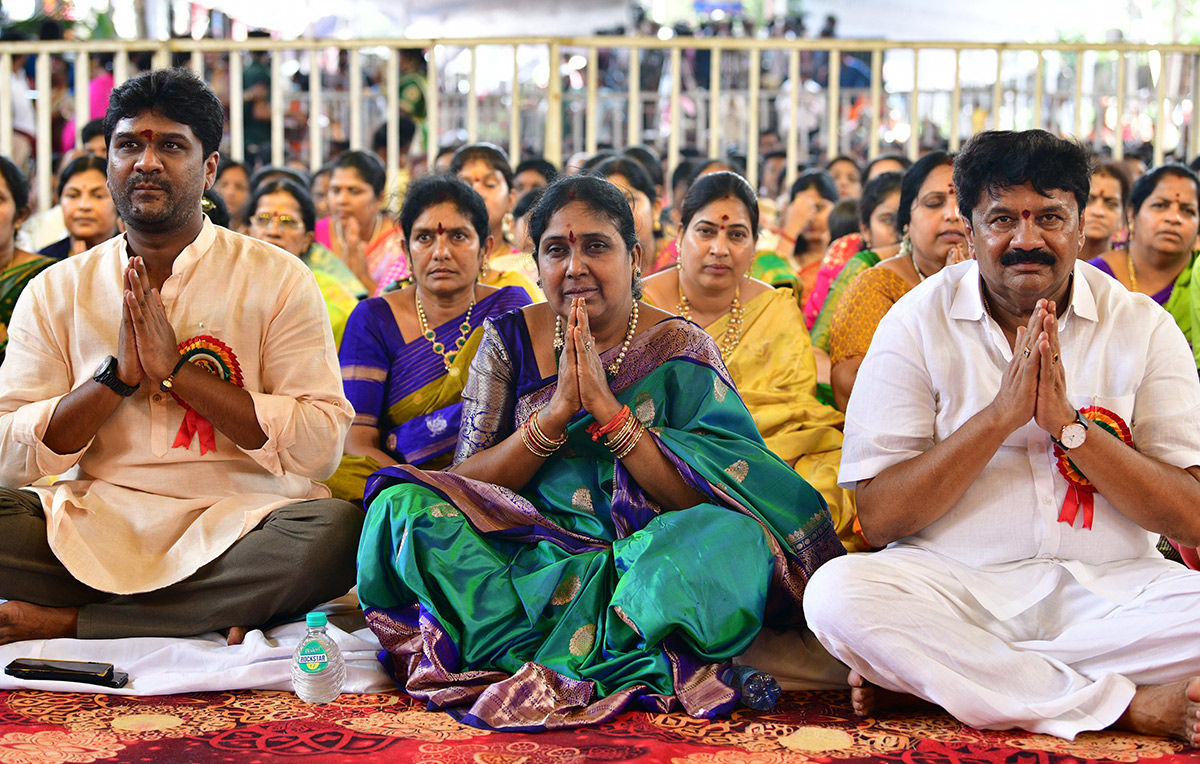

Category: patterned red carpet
[0, 688, 1197, 763]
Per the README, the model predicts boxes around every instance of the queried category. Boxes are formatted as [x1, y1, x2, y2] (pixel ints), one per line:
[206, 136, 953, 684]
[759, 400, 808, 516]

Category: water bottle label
[297, 640, 329, 674]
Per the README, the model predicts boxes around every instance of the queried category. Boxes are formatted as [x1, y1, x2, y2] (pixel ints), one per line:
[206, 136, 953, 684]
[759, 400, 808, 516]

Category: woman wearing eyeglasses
[246, 179, 361, 346]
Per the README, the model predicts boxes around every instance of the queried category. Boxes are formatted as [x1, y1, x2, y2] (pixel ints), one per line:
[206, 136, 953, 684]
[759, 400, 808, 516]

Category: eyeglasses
[250, 212, 304, 230]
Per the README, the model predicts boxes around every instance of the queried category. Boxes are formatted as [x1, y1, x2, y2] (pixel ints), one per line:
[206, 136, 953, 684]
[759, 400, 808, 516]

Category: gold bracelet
[530, 410, 567, 450]
[607, 417, 642, 456]
[613, 421, 645, 459]
[521, 417, 558, 458]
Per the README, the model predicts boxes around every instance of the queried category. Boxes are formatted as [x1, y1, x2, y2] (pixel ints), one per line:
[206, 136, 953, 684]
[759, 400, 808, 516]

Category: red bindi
[568, 230, 576, 243]
[1021, 210, 1031, 219]
[140, 130, 154, 140]
[721, 214, 729, 220]
[436, 222, 444, 234]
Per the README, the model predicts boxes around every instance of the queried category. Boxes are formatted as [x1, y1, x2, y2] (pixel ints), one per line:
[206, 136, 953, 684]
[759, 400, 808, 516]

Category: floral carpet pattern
[0, 689, 1197, 764]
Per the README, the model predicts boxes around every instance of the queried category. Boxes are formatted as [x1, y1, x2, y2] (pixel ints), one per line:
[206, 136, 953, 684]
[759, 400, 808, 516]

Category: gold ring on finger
[1052, 352, 1060, 364]
[1022, 346, 1031, 358]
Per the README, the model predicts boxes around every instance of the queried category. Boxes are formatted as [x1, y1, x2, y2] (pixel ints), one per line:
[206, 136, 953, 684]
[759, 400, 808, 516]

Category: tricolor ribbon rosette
[170, 335, 244, 455]
[1053, 405, 1133, 530]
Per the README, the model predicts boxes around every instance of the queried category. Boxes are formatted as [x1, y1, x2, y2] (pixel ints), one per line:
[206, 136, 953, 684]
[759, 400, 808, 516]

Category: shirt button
[1041, 496, 1051, 505]
[152, 393, 164, 403]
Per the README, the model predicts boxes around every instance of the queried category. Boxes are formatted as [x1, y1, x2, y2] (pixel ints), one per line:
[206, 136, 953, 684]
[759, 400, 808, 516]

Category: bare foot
[1115, 677, 1200, 746]
[847, 669, 933, 717]
[0, 601, 78, 645]
[224, 627, 248, 646]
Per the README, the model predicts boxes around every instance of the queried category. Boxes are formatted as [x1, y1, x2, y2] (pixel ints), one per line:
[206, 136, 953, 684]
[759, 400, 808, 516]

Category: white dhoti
[804, 547, 1200, 740]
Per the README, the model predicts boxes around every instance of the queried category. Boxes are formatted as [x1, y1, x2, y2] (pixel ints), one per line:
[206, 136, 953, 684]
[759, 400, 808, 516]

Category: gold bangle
[613, 421, 645, 459]
[604, 415, 638, 453]
[530, 410, 567, 450]
[521, 418, 557, 458]
[607, 417, 642, 456]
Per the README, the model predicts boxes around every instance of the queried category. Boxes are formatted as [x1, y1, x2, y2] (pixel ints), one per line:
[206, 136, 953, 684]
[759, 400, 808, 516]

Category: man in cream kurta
[804, 130, 1200, 745]
[0, 68, 359, 644]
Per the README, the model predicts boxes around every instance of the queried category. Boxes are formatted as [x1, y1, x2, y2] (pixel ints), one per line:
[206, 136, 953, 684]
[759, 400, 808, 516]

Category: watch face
[1061, 423, 1087, 450]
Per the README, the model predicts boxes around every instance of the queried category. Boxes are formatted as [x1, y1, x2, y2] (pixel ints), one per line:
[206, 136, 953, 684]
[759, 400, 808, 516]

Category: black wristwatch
[93, 356, 140, 397]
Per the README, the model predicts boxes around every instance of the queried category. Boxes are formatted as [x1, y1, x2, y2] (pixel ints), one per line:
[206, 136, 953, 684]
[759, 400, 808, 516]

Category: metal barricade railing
[2, 36, 1197, 213]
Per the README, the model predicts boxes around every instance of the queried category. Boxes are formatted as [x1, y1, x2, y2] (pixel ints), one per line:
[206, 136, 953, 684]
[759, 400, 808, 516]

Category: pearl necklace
[677, 281, 743, 360]
[415, 291, 476, 377]
[554, 301, 640, 378]
[911, 252, 928, 282]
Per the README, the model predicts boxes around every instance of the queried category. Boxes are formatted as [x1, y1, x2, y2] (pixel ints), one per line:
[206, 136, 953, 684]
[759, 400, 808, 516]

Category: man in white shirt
[804, 129, 1200, 744]
[0, 68, 359, 646]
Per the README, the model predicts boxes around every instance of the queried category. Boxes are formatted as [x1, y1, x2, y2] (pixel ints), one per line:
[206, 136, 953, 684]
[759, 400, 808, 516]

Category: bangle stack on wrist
[521, 410, 567, 458]
[601, 406, 645, 459]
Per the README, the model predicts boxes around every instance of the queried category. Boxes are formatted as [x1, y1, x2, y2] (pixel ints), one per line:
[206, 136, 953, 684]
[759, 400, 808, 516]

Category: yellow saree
[707, 288, 868, 552]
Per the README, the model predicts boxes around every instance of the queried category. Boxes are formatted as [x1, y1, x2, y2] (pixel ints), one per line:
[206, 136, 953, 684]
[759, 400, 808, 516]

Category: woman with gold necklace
[356, 175, 843, 729]
[325, 176, 531, 503]
[643, 171, 867, 552]
[1088, 164, 1199, 358]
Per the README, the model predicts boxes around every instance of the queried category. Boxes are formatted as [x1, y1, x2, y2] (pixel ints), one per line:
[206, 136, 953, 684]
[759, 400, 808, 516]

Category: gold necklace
[677, 280, 743, 360]
[1126, 252, 1139, 292]
[554, 301, 640, 378]
[415, 291, 476, 377]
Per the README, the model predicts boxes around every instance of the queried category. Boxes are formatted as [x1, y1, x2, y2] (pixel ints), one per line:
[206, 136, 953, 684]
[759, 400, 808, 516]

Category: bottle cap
[305, 611, 328, 628]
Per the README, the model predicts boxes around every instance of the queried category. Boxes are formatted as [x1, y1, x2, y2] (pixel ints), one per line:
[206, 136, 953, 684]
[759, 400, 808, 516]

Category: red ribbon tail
[173, 409, 198, 450]
[1080, 492, 1094, 530]
[196, 415, 217, 455]
[172, 409, 218, 454]
[1057, 486, 1079, 526]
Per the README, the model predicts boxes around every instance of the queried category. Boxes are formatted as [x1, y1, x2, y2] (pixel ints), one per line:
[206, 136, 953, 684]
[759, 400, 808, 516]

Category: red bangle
[586, 405, 630, 441]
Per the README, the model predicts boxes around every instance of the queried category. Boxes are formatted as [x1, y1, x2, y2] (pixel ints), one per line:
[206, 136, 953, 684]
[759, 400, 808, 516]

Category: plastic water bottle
[723, 664, 781, 711]
[291, 611, 346, 703]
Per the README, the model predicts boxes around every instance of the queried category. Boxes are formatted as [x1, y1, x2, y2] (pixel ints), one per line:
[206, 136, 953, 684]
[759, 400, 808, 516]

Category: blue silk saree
[357, 311, 845, 729]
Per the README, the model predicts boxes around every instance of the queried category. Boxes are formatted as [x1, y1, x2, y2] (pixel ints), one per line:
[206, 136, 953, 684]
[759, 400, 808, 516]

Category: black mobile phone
[5, 658, 128, 688]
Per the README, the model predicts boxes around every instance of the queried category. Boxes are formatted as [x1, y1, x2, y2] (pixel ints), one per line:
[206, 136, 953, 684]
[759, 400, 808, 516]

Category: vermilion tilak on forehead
[140, 130, 154, 140]
[436, 222, 444, 234]
[568, 230, 576, 243]
[1022, 210, 1031, 219]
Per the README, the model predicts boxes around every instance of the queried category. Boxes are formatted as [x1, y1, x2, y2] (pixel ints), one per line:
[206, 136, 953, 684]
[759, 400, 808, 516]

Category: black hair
[448, 142, 514, 189]
[310, 162, 334, 188]
[1091, 161, 1131, 209]
[0, 156, 30, 214]
[104, 67, 224, 158]
[329, 151, 386, 197]
[828, 197, 861, 241]
[898, 151, 954, 231]
[1190, 155, 1200, 174]
[1128, 164, 1200, 216]
[953, 130, 1090, 224]
[248, 164, 309, 193]
[81, 119, 106, 147]
[859, 170, 903, 230]
[864, 153, 912, 179]
[623, 146, 664, 188]
[529, 174, 639, 257]
[397, 175, 490, 246]
[248, 178, 317, 232]
[671, 159, 698, 192]
[590, 156, 658, 205]
[372, 116, 417, 153]
[689, 158, 746, 188]
[580, 150, 618, 174]
[514, 157, 559, 186]
[216, 158, 246, 182]
[679, 171, 759, 239]
[512, 185, 546, 220]
[201, 188, 230, 228]
[827, 154, 861, 177]
[789, 168, 838, 203]
[56, 154, 108, 199]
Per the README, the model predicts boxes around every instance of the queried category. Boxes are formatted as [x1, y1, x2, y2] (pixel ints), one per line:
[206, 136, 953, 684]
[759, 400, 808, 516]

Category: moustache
[999, 250, 1056, 267]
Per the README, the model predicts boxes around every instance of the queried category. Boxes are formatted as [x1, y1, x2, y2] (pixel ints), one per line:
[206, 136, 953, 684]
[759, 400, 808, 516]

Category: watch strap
[93, 356, 139, 397]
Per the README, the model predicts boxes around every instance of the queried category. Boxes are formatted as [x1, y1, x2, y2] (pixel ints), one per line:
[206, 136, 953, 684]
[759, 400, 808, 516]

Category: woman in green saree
[357, 175, 845, 730]
[0, 156, 55, 366]
[326, 176, 531, 502]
